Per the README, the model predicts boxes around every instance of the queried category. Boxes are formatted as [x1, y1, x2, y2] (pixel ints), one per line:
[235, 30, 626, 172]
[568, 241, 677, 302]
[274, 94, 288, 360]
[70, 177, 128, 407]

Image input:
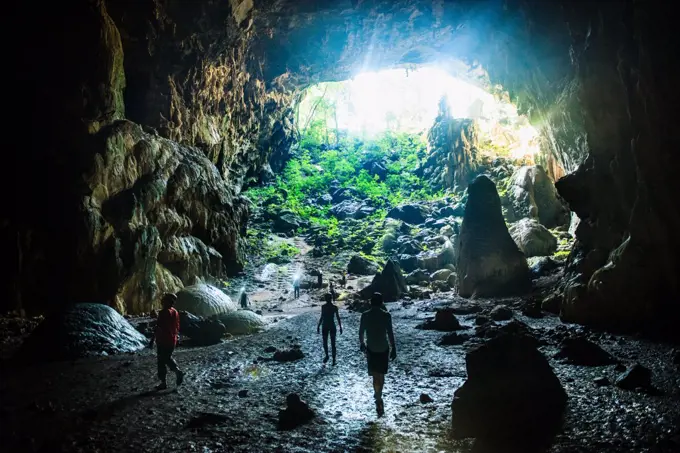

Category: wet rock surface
[216, 310, 267, 335]
[2, 298, 679, 453]
[19, 303, 147, 361]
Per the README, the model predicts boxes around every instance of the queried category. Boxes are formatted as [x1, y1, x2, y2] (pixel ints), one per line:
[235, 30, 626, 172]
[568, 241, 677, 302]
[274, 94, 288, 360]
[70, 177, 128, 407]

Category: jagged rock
[417, 240, 457, 272]
[615, 364, 652, 390]
[215, 310, 267, 335]
[278, 393, 314, 430]
[430, 269, 452, 281]
[554, 337, 618, 366]
[419, 393, 434, 404]
[273, 346, 304, 362]
[489, 305, 513, 321]
[359, 259, 407, 302]
[456, 175, 530, 298]
[330, 187, 359, 203]
[330, 200, 375, 220]
[416, 308, 462, 331]
[347, 254, 379, 275]
[438, 332, 471, 346]
[158, 236, 224, 286]
[19, 303, 147, 360]
[387, 204, 428, 225]
[509, 218, 558, 257]
[451, 334, 567, 444]
[179, 311, 226, 346]
[507, 165, 569, 228]
[175, 284, 237, 317]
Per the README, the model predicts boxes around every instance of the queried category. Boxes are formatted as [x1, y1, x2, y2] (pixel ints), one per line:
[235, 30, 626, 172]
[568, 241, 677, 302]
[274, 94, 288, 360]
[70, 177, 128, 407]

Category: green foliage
[553, 250, 570, 261]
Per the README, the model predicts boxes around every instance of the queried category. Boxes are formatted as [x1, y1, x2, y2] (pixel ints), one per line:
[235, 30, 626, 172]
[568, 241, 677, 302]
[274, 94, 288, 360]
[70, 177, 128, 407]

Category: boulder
[489, 305, 513, 321]
[507, 165, 570, 228]
[416, 308, 463, 331]
[456, 175, 530, 298]
[451, 334, 567, 445]
[509, 218, 558, 257]
[272, 212, 303, 233]
[19, 303, 147, 360]
[363, 160, 388, 180]
[273, 346, 304, 362]
[530, 256, 561, 278]
[215, 310, 267, 335]
[554, 337, 618, 366]
[179, 311, 226, 345]
[438, 332, 471, 346]
[175, 284, 237, 317]
[439, 224, 455, 237]
[615, 364, 652, 390]
[316, 193, 333, 205]
[387, 204, 428, 225]
[347, 254, 380, 275]
[330, 200, 375, 220]
[359, 259, 407, 302]
[405, 269, 429, 285]
[398, 254, 419, 273]
[278, 393, 314, 430]
[438, 204, 465, 218]
[430, 269, 452, 281]
[330, 187, 358, 203]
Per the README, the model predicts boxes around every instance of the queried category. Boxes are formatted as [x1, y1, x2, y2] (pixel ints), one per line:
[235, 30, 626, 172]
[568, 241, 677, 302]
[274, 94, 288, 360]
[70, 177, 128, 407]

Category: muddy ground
[2, 293, 679, 453]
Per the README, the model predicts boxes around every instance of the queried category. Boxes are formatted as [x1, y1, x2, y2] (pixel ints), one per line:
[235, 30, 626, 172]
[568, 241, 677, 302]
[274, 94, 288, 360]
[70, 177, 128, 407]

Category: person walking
[317, 293, 343, 365]
[293, 276, 301, 299]
[359, 292, 396, 417]
[149, 293, 185, 390]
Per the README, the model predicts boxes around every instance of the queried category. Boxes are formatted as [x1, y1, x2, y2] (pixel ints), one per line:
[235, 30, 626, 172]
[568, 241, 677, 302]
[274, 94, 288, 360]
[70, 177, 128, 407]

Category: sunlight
[297, 65, 541, 158]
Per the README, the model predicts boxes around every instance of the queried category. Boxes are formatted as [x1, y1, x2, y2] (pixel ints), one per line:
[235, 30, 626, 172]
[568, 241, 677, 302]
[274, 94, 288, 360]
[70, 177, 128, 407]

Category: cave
[2, 1, 679, 452]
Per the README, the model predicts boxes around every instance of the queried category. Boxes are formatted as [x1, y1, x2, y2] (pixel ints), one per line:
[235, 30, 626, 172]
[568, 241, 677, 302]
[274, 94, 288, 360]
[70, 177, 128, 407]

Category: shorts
[366, 348, 389, 375]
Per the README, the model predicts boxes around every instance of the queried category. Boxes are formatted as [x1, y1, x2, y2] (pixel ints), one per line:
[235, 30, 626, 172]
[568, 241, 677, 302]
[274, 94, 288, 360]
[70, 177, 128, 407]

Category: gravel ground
[1, 297, 679, 453]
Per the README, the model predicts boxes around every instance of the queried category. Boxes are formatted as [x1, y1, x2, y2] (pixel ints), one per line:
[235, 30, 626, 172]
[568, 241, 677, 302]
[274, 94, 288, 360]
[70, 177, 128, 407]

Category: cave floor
[2, 297, 679, 453]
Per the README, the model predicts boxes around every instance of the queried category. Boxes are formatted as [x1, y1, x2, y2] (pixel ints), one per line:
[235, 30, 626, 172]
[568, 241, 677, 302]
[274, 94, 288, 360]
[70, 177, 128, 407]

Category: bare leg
[322, 328, 330, 362]
[372, 373, 385, 416]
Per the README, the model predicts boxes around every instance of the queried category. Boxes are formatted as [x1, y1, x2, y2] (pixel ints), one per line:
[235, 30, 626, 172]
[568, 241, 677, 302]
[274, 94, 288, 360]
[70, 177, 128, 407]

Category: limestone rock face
[19, 303, 147, 361]
[419, 103, 480, 192]
[80, 121, 249, 314]
[176, 284, 237, 317]
[456, 176, 530, 298]
[509, 218, 558, 257]
[508, 165, 569, 228]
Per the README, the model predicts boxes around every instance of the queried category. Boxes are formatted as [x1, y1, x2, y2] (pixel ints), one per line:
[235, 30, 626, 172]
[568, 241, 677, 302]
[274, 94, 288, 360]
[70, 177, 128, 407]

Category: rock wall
[420, 97, 480, 192]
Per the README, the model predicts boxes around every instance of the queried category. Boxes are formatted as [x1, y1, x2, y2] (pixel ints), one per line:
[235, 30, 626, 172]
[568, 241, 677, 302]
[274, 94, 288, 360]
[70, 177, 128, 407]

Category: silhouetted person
[317, 271, 323, 289]
[329, 282, 338, 301]
[239, 291, 249, 309]
[293, 276, 300, 299]
[340, 272, 347, 288]
[359, 292, 396, 417]
[149, 293, 184, 390]
[317, 293, 343, 365]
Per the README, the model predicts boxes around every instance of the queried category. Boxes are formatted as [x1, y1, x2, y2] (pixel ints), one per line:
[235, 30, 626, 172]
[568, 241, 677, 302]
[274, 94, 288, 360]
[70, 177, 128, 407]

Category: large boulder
[451, 334, 567, 446]
[456, 176, 530, 298]
[387, 204, 428, 225]
[175, 284, 237, 317]
[507, 165, 569, 228]
[272, 212, 303, 233]
[347, 254, 380, 275]
[19, 303, 147, 360]
[509, 218, 558, 257]
[216, 310, 267, 335]
[179, 311, 226, 345]
[359, 259, 407, 302]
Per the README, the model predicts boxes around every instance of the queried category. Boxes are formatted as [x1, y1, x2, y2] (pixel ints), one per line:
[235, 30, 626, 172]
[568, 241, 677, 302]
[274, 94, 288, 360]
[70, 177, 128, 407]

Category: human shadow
[81, 388, 174, 422]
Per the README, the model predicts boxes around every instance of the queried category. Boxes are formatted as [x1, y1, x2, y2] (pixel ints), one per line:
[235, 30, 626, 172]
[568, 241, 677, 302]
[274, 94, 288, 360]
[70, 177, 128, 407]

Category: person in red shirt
[149, 293, 184, 390]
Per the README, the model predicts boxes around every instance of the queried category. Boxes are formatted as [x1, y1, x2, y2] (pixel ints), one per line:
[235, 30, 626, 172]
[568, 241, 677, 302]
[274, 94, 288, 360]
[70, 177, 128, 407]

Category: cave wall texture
[4, 0, 679, 336]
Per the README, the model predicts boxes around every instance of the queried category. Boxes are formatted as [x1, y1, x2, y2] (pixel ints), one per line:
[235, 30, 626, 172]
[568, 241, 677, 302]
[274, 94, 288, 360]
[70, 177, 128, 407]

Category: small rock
[615, 364, 652, 390]
[594, 377, 610, 387]
[416, 308, 462, 331]
[430, 269, 453, 281]
[489, 305, 513, 321]
[264, 346, 277, 353]
[238, 389, 248, 398]
[273, 348, 304, 362]
[278, 393, 314, 430]
[438, 332, 470, 346]
[419, 393, 434, 404]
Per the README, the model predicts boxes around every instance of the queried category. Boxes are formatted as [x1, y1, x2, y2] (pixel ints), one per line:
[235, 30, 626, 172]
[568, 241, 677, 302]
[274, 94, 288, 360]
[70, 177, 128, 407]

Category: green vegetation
[246, 230, 300, 264]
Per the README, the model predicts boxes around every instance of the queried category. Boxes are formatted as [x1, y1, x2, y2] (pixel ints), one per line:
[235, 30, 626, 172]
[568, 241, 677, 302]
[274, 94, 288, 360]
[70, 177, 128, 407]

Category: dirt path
[2, 298, 679, 453]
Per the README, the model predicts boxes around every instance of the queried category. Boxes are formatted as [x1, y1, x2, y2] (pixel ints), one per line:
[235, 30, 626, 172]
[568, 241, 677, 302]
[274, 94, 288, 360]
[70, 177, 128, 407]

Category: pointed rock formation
[359, 259, 407, 302]
[456, 175, 530, 298]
